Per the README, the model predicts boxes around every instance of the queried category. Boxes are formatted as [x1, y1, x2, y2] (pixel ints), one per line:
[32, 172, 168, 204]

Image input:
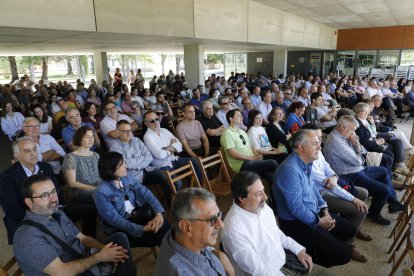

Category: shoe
[366, 213, 391, 225]
[356, 230, 373, 241]
[351, 247, 368, 263]
[394, 166, 409, 175]
[395, 183, 408, 191]
[389, 202, 405, 214]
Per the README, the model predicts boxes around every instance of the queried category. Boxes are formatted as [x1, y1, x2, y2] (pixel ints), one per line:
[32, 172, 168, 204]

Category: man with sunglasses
[222, 172, 333, 275]
[13, 174, 137, 276]
[143, 111, 203, 185]
[155, 188, 234, 276]
[220, 109, 278, 185]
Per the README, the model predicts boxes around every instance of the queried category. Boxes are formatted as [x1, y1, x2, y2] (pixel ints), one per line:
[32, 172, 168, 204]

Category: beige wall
[0, 0, 96, 31]
[0, 0, 337, 50]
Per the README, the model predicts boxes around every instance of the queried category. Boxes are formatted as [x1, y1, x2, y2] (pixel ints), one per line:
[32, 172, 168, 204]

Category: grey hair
[65, 107, 79, 120]
[291, 129, 315, 149]
[337, 115, 359, 129]
[371, 94, 382, 101]
[201, 100, 213, 112]
[12, 136, 36, 158]
[171, 188, 216, 235]
[353, 102, 369, 114]
[23, 117, 39, 126]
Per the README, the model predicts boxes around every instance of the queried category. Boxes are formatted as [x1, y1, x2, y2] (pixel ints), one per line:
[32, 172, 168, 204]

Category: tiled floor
[1, 118, 413, 275]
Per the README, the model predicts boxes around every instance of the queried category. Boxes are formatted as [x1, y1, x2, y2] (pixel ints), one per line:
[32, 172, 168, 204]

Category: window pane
[378, 50, 399, 67]
[357, 50, 377, 68]
[401, 50, 414, 66]
[337, 51, 355, 76]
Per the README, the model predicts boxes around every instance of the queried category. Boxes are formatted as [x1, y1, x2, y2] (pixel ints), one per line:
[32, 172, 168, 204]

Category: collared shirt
[1, 112, 25, 140]
[312, 151, 354, 201]
[221, 203, 304, 276]
[273, 152, 327, 225]
[250, 94, 262, 108]
[315, 106, 336, 129]
[61, 122, 94, 149]
[256, 102, 272, 121]
[155, 230, 226, 276]
[21, 163, 40, 177]
[220, 126, 253, 172]
[100, 114, 132, 148]
[143, 127, 182, 169]
[296, 95, 310, 106]
[36, 134, 66, 174]
[323, 129, 365, 175]
[110, 137, 153, 183]
[215, 109, 229, 128]
[13, 210, 83, 276]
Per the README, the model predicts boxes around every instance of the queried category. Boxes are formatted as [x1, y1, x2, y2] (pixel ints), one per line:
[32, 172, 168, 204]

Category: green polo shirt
[220, 126, 253, 172]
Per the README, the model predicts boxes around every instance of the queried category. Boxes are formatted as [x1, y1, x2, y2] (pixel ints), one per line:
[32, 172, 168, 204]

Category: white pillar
[184, 44, 204, 89]
[273, 49, 288, 76]
[93, 52, 109, 85]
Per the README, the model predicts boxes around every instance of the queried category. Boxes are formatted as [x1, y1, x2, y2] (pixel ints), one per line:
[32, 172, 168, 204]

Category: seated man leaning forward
[13, 174, 137, 276]
[155, 188, 234, 276]
[221, 171, 333, 276]
[273, 129, 366, 267]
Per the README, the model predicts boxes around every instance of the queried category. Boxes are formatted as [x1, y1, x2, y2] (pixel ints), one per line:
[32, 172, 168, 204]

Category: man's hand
[296, 250, 313, 273]
[323, 176, 337, 190]
[348, 132, 360, 146]
[352, 198, 368, 213]
[318, 215, 335, 231]
[96, 242, 129, 263]
[250, 154, 263, 160]
[376, 138, 385, 145]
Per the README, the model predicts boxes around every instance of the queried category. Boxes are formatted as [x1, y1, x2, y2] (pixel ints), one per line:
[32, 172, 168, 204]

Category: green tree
[206, 54, 224, 65]
[175, 54, 183, 75]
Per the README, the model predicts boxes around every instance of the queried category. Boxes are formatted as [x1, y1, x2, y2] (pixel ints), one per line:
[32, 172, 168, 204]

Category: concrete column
[273, 49, 288, 77]
[183, 44, 204, 89]
[93, 52, 109, 85]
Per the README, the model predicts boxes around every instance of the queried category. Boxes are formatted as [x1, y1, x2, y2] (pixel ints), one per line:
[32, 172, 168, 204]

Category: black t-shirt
[198, 114, 223, 147]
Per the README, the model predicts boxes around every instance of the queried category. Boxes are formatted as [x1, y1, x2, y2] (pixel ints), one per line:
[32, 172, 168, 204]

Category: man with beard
[221, 171, 332, 275]
[13, 174, 137, 275]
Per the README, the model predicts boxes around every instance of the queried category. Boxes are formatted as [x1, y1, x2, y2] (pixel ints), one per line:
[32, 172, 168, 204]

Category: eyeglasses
[187, 211, 223, 227]
[284, 93, 291, 95]
[117, 129, 132, 133]
[147, 117, 159, 124]
[239, 135, 246, 145]
[220, 102, 229, 105]
[31, 188, 58, 201]
[155, 112, 164, 116]
[23, 124, 40, 128]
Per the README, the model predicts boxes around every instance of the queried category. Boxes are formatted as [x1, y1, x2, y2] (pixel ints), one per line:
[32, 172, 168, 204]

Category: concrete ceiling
[254, 0, 414, 29]
[0, 0, 412, 56]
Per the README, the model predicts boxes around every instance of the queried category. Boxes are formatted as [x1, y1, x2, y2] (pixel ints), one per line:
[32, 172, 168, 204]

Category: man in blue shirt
[273, 129, 365, 267]
[155, 188, 233, 275]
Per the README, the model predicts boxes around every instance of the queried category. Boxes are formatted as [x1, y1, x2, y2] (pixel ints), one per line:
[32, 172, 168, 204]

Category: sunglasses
[155, 112, 164, 116]
[239, 135, 246, 145]
[188, 211, 223, 227]
[147, 117, 160, 124]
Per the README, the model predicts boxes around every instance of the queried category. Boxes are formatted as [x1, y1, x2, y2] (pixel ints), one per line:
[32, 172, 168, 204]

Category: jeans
[342, 166, 397, 215]
[240, 159, 278, 185]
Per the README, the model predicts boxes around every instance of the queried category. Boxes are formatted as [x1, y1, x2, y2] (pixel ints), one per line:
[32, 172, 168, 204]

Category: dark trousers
[65, 190, 98, 238]
[126, 219, 170, 248]
[104, 232, 137, 276]
[240, 159, 278, 185]
[380, 149, 394, 171]
[342, 166, 397, 215]
[278, 213, 354, 268]
[143, 169, 173, 206]
[386, 138, 404, 164]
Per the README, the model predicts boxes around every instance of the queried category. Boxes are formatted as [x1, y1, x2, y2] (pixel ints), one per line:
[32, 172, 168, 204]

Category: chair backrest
[219, 147, 234, 179]
[0, 256, 21, 276]
[164, 161, 201, 196]
[198, 151, 231, 197]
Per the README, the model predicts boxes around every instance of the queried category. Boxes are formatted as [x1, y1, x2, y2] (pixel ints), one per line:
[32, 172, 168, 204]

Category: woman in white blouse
[32, 104, 53, 134]
[1, 101, 25, 141]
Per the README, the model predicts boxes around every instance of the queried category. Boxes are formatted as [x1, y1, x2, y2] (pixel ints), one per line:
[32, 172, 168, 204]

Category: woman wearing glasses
[94, 151, 169, 248]
[61, 126, 99, 237]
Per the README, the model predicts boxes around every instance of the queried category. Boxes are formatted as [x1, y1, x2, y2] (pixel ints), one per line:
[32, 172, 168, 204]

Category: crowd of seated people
[1, 69, 414, 275]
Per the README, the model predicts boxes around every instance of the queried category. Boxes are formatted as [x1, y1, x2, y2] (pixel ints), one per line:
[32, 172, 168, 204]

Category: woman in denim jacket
[94, 151, 170, 248]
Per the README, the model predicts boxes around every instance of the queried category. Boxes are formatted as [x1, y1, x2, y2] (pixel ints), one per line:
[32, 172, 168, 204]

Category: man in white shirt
[221, 171, 333, 276]
[256, 90, 273, 125]
[100, 100, 137, 148]
[143, 111, 203, 186]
